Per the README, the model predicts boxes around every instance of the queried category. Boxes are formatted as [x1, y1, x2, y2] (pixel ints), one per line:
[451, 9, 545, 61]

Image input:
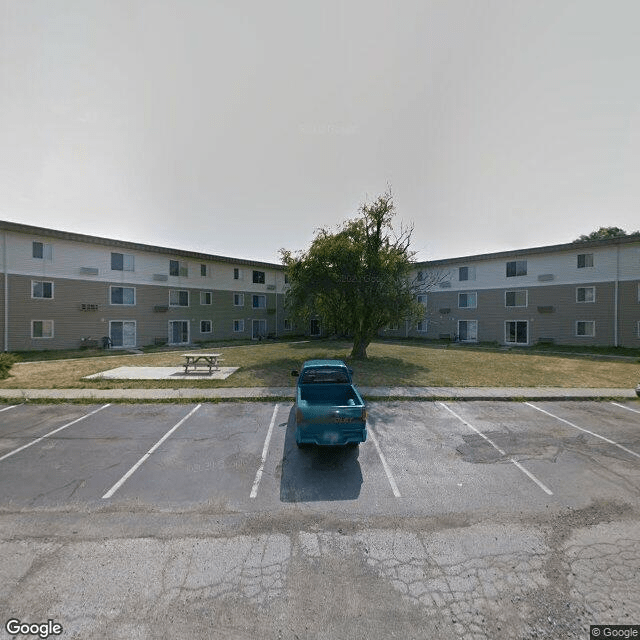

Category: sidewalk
[0, 386, 637, 401]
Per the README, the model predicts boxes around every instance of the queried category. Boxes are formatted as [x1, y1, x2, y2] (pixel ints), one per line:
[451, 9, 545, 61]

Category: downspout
[614, 244, 620, 347]
[3, 231, 8, 352]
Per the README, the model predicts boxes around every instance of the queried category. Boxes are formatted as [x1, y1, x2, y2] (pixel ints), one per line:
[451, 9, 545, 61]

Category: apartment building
[0, 221, 290, 351]
[1, 220, 639, 351]
[385, 235, 640, 348]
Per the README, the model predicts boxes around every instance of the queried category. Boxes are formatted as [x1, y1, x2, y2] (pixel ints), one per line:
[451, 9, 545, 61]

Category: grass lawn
[1, 339, 638, 389]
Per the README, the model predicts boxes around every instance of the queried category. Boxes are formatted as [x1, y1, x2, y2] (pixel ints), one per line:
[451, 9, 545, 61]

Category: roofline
[0, 220, 284, 270]
[414, 234, 640, 268]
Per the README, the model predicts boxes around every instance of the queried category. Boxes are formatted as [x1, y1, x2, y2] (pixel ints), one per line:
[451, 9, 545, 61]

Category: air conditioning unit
[153, 274, 169, 281]
[538, 274, 555, 282]
[80, 267, 99, 275]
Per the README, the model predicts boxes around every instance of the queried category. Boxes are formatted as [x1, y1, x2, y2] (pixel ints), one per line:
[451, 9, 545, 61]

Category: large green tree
[280, 192, 441, 359]
[576, 226, 640, 242]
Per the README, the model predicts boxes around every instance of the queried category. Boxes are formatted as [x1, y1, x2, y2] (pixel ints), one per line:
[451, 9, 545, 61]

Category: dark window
[32, 281, 53, 298]
[169, 260, 180, 276]
[459, 267, 468, 281]
[32, 242, 43, 259]
[111, 253, 124, 271]
[201, 264, 207, 277]
[253, 270, 265, 284]
[233, 268, 240, 280]
[577, 253, 594, 268]
[506, 260, 527, 277]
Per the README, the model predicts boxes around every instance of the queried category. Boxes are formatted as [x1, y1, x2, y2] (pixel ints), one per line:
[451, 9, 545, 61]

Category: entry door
[458, 320, 477, 342]
[506, 320, 528, 345]
[252, 319, 267, 340]
[110, 321, 136, 348]
[169, 320, 190, 345]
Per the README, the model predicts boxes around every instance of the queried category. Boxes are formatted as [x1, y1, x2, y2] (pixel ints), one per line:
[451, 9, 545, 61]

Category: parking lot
[2, 400, 640, 639]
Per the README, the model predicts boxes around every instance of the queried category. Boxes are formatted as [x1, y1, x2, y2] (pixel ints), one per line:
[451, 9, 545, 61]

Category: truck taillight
[362, 408, 367, 421]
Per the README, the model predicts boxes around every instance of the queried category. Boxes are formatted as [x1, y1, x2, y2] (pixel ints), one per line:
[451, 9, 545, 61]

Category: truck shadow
[279, 406, 363, 502]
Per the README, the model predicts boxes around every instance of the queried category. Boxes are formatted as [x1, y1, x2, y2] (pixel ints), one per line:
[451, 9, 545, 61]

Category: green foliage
[576, 226, 640, 242]
[280, 190, 441, 359]
[0, 353, 16, 380]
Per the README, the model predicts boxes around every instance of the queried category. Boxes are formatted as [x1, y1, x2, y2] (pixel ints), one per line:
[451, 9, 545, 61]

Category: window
[506, 260, 527, 277]
[284, 319, 292, 331]
[458, 292, 477, 309]
[233, 293, 244, 306]
[169, 260, 188, 277]
[169, 290, 189, 307]
[576, 287, 595, 303]
[110, 286, 135, 305]
[458, 320, 478, 342]
[253, 270, 265, 284]
[505, 320, 528, 345]
[416, 320, 427, 332]
[32, 242, 53, 260]
[310, 318, 321, 336]
[576, 321, 595, 337]
[577, 253, 594, 268]
[505, 290, 528, 307]
[200, 291, 212, 305]
[233, 319, 245, 332]
[284, 273, 289, 284]
[111, 252, 134, 271]
[200, 320, 212, 333]
[459, 266, 476, 281]
[201, 264, 208, 277]
[417, 271, 424, 282]
[31, 281, 53, 299]
[110, 321, 136, 348]
[252, 294, 266, 308]
[387, 322, 400, 331]
[417, 294, 427, 306]
[233, 268, 241, 280]
[32, 320, 53, 338]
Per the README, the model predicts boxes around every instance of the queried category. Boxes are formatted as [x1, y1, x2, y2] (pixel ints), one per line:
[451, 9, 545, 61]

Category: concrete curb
[0, 387, 637, 402]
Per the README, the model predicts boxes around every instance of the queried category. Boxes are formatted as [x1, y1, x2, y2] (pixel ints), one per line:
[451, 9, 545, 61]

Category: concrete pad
[83, 366, 239, 380]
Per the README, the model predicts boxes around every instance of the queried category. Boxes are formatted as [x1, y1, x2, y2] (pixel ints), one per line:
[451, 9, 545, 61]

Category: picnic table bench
[182, 353, 224, 374]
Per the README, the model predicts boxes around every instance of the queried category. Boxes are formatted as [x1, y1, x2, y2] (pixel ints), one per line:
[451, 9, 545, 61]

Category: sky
[1, 0, 639, 264]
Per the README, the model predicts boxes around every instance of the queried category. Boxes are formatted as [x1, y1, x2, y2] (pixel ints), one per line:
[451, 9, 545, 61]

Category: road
[1, 400, 639, 639]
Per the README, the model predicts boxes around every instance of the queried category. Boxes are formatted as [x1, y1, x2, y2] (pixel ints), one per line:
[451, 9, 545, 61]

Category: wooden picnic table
[182, 353, 223, 374]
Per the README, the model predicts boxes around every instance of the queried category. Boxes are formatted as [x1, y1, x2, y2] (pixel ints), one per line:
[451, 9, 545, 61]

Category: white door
[110, 321, 136, 348]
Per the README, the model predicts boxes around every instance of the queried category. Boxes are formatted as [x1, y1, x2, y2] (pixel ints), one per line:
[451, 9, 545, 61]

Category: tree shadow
[279, 406, 363, 502]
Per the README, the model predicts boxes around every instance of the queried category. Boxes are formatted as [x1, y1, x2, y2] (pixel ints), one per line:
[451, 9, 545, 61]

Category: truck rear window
[301, 368, 350, 384]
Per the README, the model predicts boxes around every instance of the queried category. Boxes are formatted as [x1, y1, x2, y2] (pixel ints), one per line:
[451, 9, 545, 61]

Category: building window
[416, 320, 427, 332]
[169, 290, 189, 307]
[31, 281, 53, 299]
[252, 294, 266, 308]
[458, 320, 478, 342]
[458, 292, 477, 309]
[32, 241, 53, 260]
[201, 264, 208, 277]
[233, 268, 241, 280]
[110, 286, 135, 305]
[253, 270, 265, 284]
[417, 271, 424, 282]
[577, 253, 594, 268]
[32, 320, 54, 339]
[200, 291, 212, 305]
[111, 252, 135, 271]
[284, 319, 292, 331]
[417, 294, 427, 306]
[505, 290, 528, 307]
[506, 260, 527, 277]
[459, 266, 475, 281]
[233, 319, 245, 332]
[234, 293, 244, 306]
[169, 260, 188, 277]
[200, 320, 212, 333]
[576, 286, 595, 303]
[284, 273, 289, 284]
[505, 320, 528, 345]
[310, 318, 321, 336]
[576, 321, 595, 337]
[386, 322, 400, 331]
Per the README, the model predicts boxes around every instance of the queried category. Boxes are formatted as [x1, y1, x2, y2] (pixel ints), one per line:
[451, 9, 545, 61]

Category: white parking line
[0, 404, 111, 462]
[368, 426, 402, 498]
[102, 404, 202, 499]
[0, 404, 20, 413]
[611, 402, 640, 415]
[250, 404, 280, 499]
[438, 402, 553, 496]
[526, 402, 640, 460]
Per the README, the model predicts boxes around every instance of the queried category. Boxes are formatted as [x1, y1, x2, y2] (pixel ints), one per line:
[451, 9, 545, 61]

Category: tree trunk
[350, 335, 370, 359]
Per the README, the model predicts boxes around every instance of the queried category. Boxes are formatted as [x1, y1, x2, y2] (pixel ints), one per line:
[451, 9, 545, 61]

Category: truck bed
[298, 384, 362, 407]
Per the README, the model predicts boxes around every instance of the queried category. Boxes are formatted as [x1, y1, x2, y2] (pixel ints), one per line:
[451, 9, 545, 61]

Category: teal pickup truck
[291, 359, 367, 447]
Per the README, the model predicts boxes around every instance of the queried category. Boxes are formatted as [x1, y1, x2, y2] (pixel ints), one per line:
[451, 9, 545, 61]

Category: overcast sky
[1, 1, 639, 264]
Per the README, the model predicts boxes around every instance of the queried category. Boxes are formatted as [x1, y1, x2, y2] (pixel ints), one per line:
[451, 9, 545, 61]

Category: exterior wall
[2, 221, 639, 351]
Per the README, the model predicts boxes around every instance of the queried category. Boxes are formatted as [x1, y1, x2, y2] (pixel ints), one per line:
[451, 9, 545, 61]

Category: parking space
[1, 399, 639, 513]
